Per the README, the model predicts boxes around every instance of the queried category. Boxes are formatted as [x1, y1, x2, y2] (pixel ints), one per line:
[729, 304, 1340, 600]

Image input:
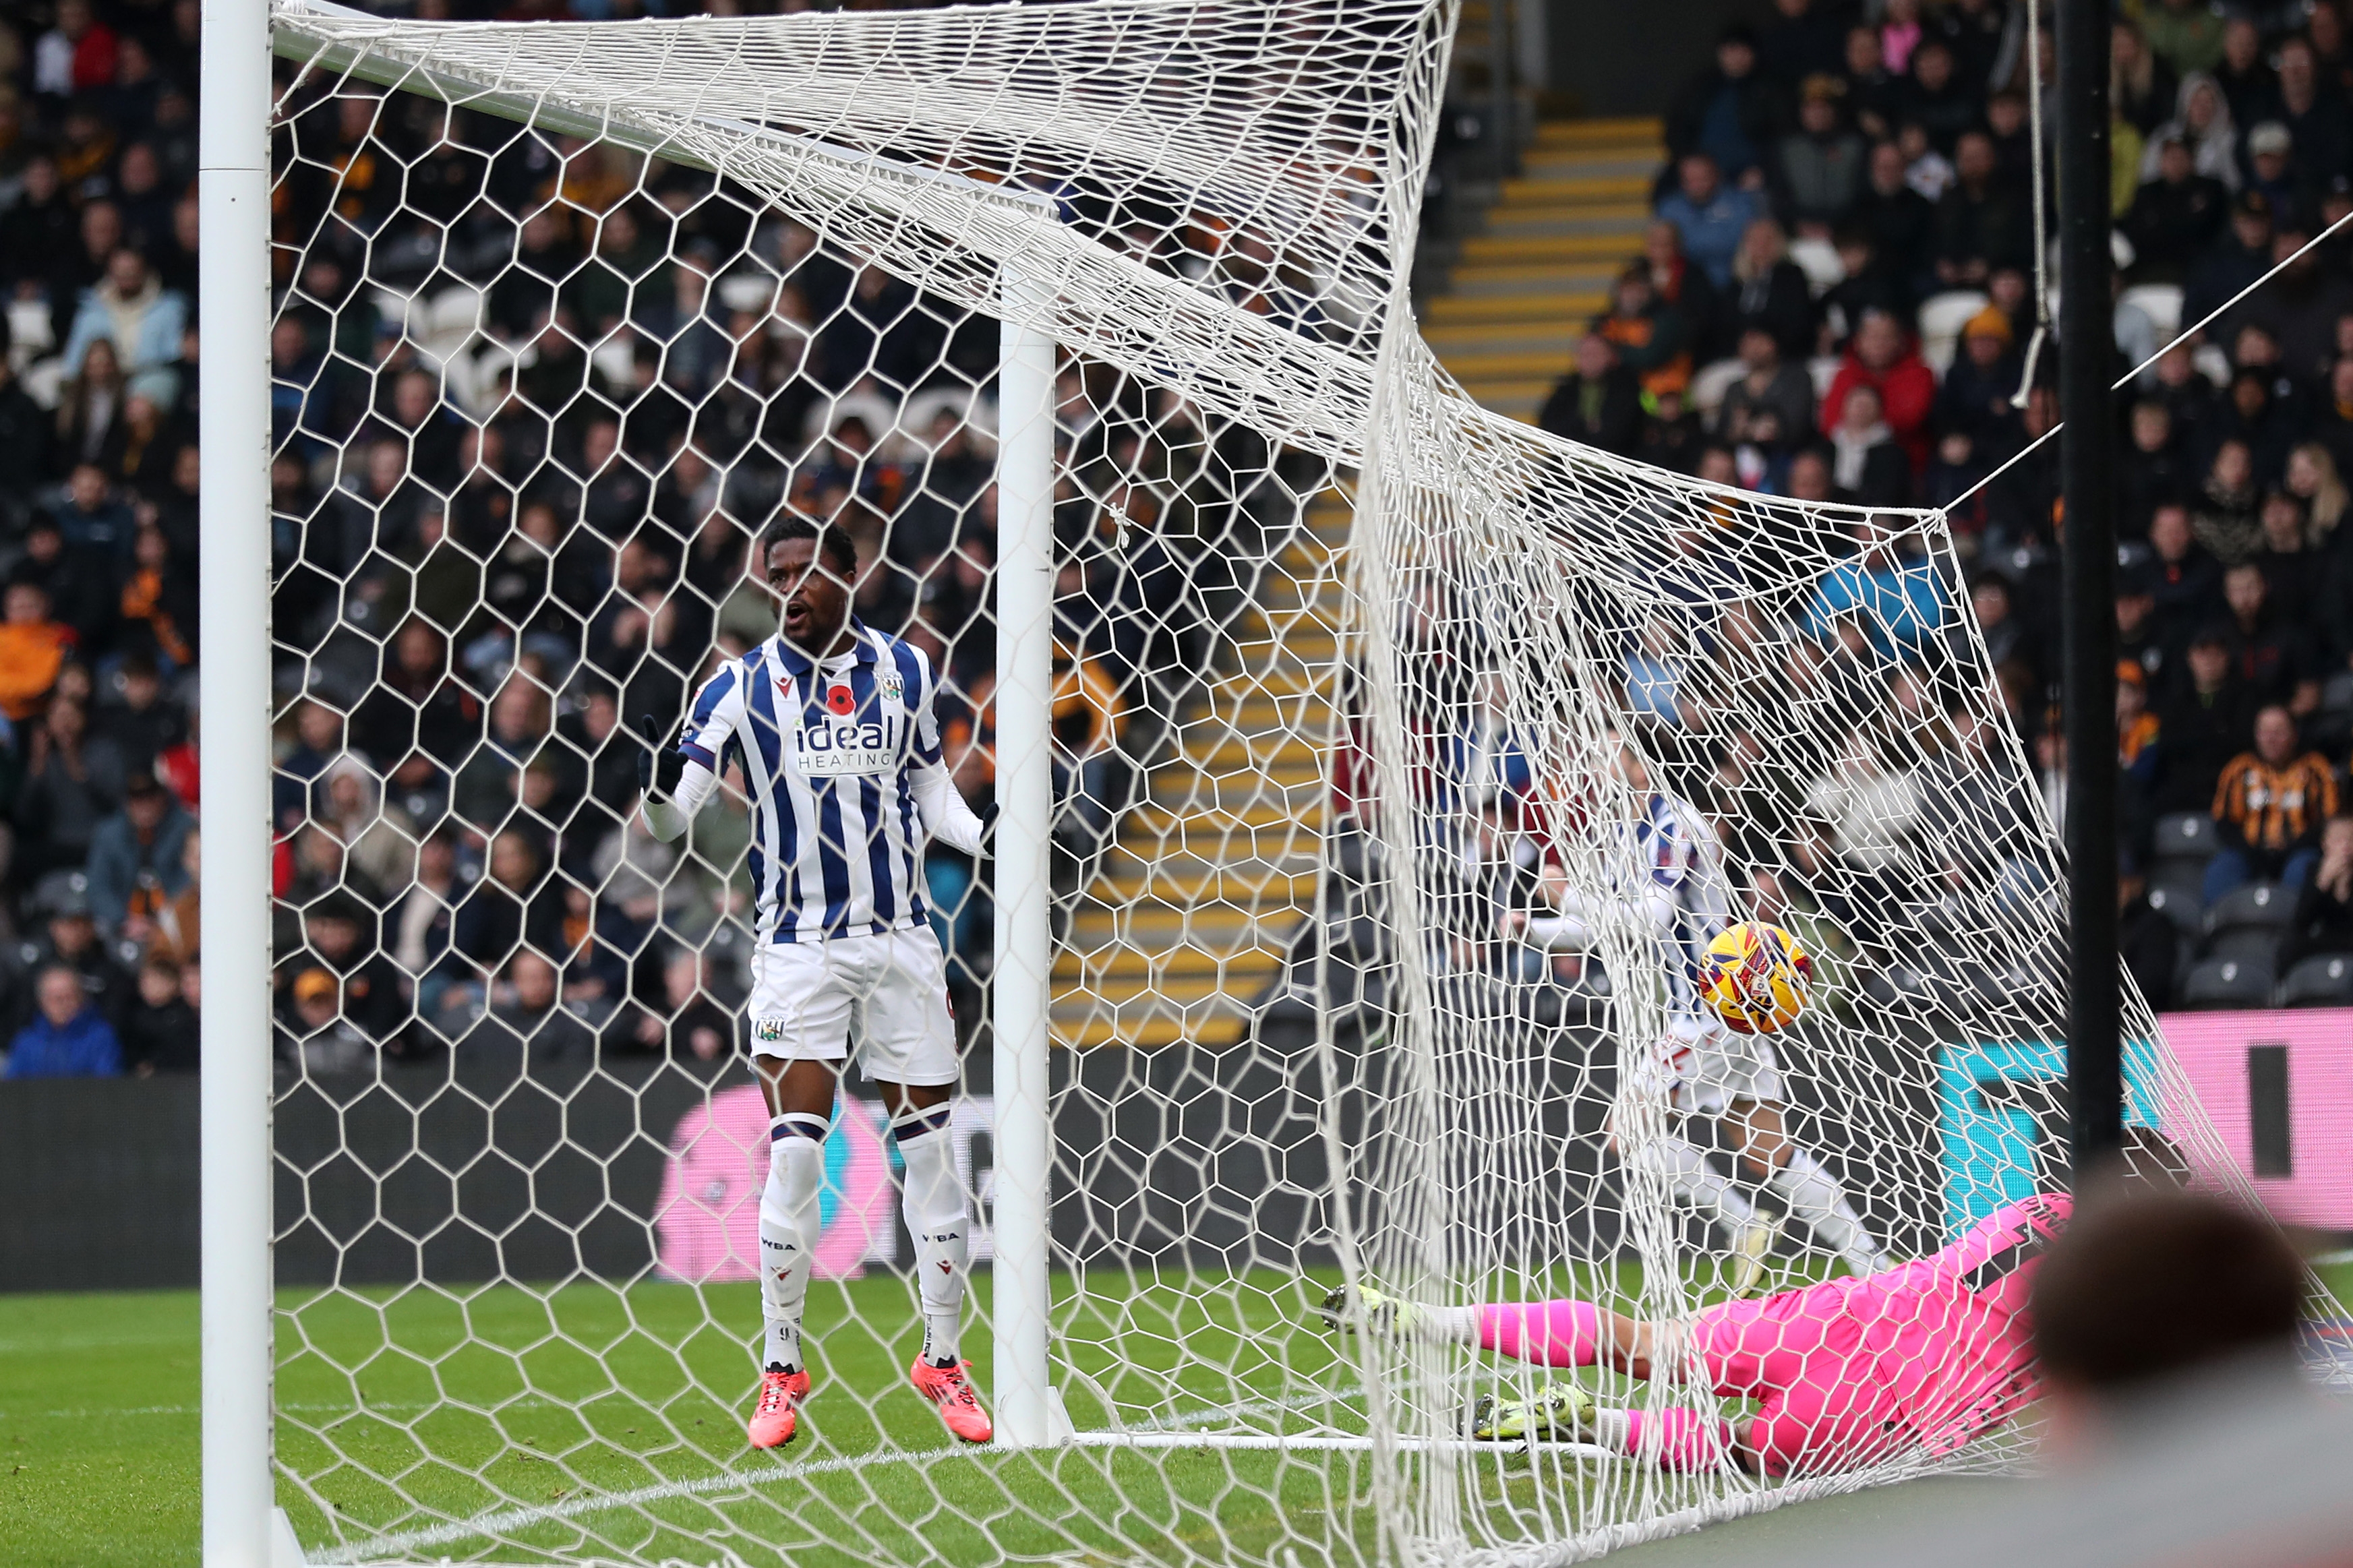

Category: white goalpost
[202, 1, 2284, 1565]
[199, 0, 285, 1561]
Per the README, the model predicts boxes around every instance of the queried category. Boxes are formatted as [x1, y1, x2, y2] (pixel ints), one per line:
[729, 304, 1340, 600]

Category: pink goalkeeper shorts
[1689, 1277, 1906, 1477]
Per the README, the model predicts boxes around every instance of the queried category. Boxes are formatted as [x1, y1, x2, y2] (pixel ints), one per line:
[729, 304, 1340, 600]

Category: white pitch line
[319, 1387, 1366, 1563]
[329, 1422, 1615, 1565]
[1069, 1432, 1619, 1458]
[313, 1449, 948, 1563]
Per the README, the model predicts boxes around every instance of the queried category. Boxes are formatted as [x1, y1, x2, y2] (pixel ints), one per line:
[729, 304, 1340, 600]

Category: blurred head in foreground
[2033, 1135, 2306, 1456]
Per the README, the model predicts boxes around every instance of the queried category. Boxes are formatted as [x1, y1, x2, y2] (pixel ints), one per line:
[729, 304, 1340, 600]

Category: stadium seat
[2178, 955, 2276, 1009]
[2277, 952, 2353, 1007]
[1787, 235, 1846, 295]
[2145, 877, 2203, 933]
[2151, 812, 2218, 867]
[2204, 880, 2295, 943]
[1687, 357, 1748, 421]
[1916, 290, 1990, 375]
[898, 386, 981, 452]
[2324, 670, 2353, 715]
[2204, 924, 2286, 969]
[2118, 282, 2183, 342]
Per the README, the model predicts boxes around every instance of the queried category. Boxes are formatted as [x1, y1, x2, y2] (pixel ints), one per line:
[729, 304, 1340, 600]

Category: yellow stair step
[1438, 347, 1579, 379]
[1498, 173, 1653, 204]
[1454, 375, 1556, 404]
[1052, 969, 1265, 1007]
[1459, 233, 1638, 266]
[1129, 806, 1328, 841]
[1424, 291, 1608, 325]
[1175, 733, 1326, 767]
[1053, 1014, 1238, 1050]
[1533, 117, 1664, 146]
[1055, 943, 1275, 982]
[1450, 257, 1638, 286]
[1101, 866, 1321, 904]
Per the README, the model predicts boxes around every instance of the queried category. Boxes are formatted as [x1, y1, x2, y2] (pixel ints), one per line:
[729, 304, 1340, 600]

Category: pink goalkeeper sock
[1623, 1408, 1739, 1472]
[1476, 1300, 1604, 1367]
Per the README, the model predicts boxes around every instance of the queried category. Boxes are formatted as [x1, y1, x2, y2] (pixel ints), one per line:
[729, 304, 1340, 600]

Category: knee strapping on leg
[891, 1106, 967, 1300]
[891, 1103, 969, 1361]
[761, 1115, 828, 1308]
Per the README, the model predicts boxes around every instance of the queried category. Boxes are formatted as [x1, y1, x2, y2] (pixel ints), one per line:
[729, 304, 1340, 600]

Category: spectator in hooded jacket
[1777, 74, 1868, 235]
[2123, 133, 2231, 284]
[60, 248, 187, 404]
[1822, 309, 1938, 476]
[87, 768, 193, 938]
[1665, 25, 1784, 183]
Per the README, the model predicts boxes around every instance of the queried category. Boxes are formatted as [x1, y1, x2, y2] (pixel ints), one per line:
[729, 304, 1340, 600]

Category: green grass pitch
[7, 1261, 2350, 1567]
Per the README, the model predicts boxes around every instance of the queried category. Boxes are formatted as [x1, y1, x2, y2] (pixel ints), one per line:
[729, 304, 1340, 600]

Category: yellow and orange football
[1698, 921, 1814, 1034]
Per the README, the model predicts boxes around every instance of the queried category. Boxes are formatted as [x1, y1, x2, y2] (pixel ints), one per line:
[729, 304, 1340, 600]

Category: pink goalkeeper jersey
[1833, 1191, 2073, 1453]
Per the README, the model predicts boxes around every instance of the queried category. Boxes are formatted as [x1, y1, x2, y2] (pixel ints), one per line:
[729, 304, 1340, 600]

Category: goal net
[252, 1, 2250, 1563]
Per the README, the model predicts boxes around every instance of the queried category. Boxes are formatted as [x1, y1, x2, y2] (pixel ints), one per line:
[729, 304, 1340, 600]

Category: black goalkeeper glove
[636, 715, 686, 799]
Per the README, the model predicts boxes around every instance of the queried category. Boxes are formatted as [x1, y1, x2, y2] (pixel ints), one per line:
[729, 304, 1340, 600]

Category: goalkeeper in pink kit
[1328, 1195, 2064, 1476]
[1322, 1130, 2184, 1476]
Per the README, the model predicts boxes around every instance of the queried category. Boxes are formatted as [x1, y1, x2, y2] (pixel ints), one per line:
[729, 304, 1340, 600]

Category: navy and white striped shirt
[676, 620, 946, 944]
[1631, 789, 1733, 1013]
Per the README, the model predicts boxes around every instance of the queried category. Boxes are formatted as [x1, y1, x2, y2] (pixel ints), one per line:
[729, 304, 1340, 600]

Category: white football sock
[1588, 1408, 1635, 1450]
[761, 1112, 828, 1373]
[1626, 1134, 1757, 1241]
[1768, 1146, 1883, 1275]
[1423, 1305, 1481, 1344]
[893, 1103, 969, 1367]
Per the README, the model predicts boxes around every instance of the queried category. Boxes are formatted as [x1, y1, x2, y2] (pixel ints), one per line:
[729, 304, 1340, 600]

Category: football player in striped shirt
[1510, 738, 1881, 1288]
[639, 512, 992, 1449]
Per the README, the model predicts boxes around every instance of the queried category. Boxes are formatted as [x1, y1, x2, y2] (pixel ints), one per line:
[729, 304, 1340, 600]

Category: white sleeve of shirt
[1523, 884, 1676, 950]
[1675, 799, 1735, 938]
[899, 641, 984, 853]
[642, 760, 719, 842]
[640, 659, 746, 841]
[912, 761, 986, 854]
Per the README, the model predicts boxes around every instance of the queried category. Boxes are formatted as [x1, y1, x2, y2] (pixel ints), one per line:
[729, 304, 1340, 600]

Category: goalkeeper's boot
[911, 1358, 994, 1443]
[1311, 1280, 1427, 1337]
[1728, 1215, 1783, 1297]
[1468, 1381, 1596, 1443]
[747, 1367, 810, 1450]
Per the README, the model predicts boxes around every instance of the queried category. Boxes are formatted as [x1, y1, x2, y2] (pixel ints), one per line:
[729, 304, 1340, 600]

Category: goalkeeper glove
[637, 715, 686, 799]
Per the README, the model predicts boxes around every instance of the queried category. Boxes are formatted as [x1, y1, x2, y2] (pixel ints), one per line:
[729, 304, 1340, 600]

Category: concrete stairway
[1040, 118, 1664, 1050]
[1048, 496, 1348, 1049]
[1423, 117, 1667, 421]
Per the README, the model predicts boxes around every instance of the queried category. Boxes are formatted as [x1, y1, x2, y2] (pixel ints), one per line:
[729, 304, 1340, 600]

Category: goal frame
[200, 1, 1071, 1558]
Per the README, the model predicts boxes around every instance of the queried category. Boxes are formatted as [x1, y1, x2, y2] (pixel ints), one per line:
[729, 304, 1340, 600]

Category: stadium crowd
[6, 0, 2353, 1081]
[0, 0, 1307, 1079]
[1528, 0, 2353, 1011]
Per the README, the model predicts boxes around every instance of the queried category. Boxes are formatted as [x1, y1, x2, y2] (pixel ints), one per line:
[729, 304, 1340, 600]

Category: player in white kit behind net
[1510, 740, 1882, 1289]
[638, 512, 992, 1450]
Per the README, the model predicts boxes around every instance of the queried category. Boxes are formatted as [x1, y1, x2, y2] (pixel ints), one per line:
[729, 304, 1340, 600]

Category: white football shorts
[1634, 1013, 1786, 1116]
[744, 925, 959, 1086]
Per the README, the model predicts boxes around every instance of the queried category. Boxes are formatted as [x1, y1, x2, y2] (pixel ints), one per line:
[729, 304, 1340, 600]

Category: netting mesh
[258, 1, 2253, 1564]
